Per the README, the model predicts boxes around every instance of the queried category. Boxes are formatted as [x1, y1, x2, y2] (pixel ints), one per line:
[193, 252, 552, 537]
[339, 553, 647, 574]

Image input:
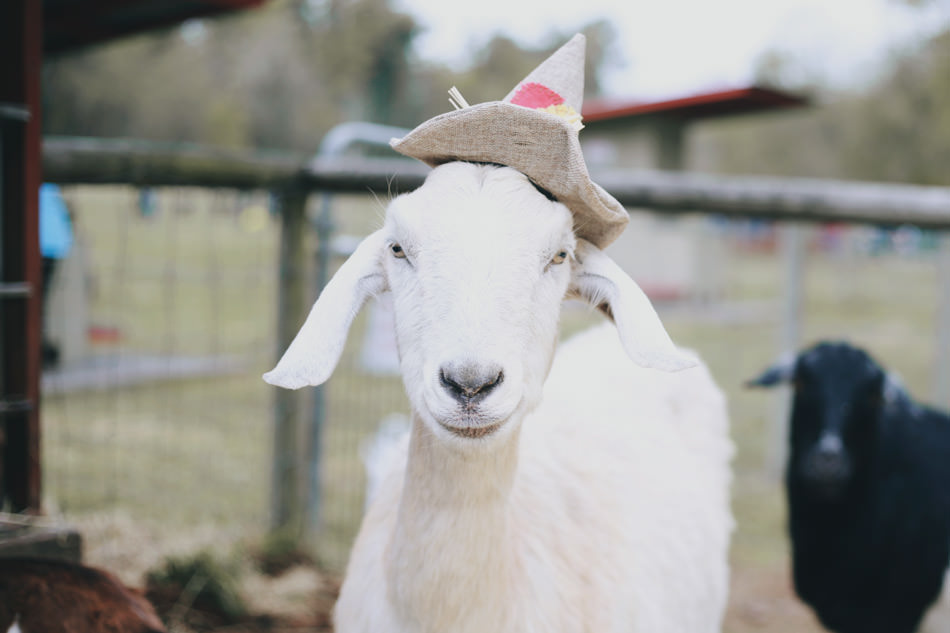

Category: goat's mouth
[438, 420, 503, 439]
[801, 472, 851, 500]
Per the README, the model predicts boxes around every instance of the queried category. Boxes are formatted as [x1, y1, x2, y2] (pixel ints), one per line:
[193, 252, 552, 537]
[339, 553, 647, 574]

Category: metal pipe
[304, 122, 410, 538]
[766, 223, 806, 479]
[935, 232, 950, 409]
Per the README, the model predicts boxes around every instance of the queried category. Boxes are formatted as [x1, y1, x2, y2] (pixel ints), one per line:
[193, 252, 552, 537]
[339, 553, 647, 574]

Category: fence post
[304, 192, 335, 536]
[300, 122, 410, 540]
[766, 222, 805, 478]
[935, 231, 950, 410]
[271, 186, 309, 535]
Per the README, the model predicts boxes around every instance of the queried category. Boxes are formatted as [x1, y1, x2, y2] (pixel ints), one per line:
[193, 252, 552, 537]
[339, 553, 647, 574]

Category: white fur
[265, 163, 734, 632]
[921, 568, 950, 633]
[360, 413, 410, 508]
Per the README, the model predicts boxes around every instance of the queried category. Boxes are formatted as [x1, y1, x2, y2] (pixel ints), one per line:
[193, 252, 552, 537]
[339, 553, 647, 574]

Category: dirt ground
[139, 558, 823, 633]
[144, 562, 338, 633]
[65, 511, 827, 633]
[725, 563, 825, 633]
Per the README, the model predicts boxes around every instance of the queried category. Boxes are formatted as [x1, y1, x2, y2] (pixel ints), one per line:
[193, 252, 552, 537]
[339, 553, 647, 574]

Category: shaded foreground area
[145, 564, 338, 633]
[141, 561, 821, 633]
[74, 511, 825, 633]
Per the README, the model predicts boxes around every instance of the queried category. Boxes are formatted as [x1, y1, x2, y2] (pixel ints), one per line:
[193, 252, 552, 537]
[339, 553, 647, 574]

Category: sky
[392, 0, 950, 101]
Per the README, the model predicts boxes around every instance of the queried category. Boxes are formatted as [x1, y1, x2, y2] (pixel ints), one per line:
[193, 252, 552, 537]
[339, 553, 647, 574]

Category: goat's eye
[550, 250, 568, 266]
[391, 243, 407, 259]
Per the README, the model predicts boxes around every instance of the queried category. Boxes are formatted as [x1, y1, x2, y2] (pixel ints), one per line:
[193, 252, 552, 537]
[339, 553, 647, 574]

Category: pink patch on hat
[510, 82, 564, 109]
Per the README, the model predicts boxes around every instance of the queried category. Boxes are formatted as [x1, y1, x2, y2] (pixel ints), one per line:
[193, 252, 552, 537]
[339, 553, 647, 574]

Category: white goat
[265, 162, 734, 633]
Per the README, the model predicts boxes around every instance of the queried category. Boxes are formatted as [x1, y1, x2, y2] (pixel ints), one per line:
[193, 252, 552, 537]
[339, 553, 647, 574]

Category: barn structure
[580, 87, 808, 301]
[581, 86, 808, 171]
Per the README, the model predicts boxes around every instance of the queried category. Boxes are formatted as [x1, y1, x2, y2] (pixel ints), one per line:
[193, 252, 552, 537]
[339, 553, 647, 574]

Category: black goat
[748, 341, 950, 633]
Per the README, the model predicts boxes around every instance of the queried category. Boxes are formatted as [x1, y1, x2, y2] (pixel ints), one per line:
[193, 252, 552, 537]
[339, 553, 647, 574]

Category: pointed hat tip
[503, 33, 587, 111]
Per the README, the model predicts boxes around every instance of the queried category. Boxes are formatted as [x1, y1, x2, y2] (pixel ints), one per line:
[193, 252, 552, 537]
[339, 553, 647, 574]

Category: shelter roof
[44, 0, 266, 54]
[583, 86, 808, 124]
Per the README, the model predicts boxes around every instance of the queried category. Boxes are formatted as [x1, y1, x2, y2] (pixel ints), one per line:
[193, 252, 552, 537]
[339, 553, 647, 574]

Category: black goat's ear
[746, 353, 797, 388]
[882, 371, 905, 405]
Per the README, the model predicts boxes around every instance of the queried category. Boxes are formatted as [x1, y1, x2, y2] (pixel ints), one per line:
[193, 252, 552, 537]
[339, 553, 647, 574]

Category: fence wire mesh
[37, 184, 949, 631]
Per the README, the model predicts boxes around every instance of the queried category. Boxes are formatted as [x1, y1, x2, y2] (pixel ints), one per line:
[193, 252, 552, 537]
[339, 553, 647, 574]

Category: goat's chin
[437, 417, 507, 440]
[419, 403, 523, 446]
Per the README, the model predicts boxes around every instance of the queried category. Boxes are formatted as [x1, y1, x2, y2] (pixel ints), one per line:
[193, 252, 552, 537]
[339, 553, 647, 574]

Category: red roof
[582, 86, 808, 123]
[44, 0, 267, 54]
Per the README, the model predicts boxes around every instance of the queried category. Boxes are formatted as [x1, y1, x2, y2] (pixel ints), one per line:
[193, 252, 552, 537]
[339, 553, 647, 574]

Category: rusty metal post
[0, 0, 43, 513]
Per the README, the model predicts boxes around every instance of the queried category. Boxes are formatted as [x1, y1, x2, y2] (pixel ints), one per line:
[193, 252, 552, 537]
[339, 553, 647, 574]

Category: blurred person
[39, 183, 73, 368]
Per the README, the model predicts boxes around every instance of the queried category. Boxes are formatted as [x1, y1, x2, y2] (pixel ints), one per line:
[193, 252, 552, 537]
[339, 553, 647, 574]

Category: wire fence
[38, 185, 412, 570]
[40, 186, 277, 542]
[39, 182, 950, 575]
[32, 139, 950, 633]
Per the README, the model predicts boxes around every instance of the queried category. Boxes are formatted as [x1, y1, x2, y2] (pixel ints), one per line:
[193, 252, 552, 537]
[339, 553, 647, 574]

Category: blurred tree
[300, 0, 417, 124]
[42, 1, 620, 152]
[752, 49, 825, 96]
[841, 30, 950, 184]
[699, 26, 950, 186]
[43, 0, 419, 151]
[891, 0, 949, 7]
[443, 20, 619, 109]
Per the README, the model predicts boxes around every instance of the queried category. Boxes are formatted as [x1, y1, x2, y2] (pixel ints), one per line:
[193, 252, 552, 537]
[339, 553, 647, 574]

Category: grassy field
[39, 186, 946, 631]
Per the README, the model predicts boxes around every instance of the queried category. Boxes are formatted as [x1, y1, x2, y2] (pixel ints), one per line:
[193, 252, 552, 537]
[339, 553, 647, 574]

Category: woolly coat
[334, 323, 734, 633]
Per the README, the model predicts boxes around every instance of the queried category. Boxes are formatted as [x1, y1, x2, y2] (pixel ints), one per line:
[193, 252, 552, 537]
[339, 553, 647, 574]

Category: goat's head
[265, 162, 695, 445]
[747, 342, 902, 499]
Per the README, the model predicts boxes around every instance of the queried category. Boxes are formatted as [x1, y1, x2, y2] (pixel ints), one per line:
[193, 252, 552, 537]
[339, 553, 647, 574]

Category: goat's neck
[402, 414, 520, 503]
[386, 414, 522, 630]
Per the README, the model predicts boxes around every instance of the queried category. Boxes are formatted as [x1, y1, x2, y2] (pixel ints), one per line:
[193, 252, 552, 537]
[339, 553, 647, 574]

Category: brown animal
[0, 558, 166, 633]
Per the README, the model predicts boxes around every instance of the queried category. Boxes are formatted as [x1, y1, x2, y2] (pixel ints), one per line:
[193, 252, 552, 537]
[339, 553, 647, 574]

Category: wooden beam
[43, 137, 304, 188]
[42, 137, 950, 229]
[594, 169, 950, 229]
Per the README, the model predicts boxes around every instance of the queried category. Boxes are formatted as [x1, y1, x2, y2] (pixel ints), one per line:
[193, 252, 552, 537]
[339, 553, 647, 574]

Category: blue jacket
[39, 183, 73, 259]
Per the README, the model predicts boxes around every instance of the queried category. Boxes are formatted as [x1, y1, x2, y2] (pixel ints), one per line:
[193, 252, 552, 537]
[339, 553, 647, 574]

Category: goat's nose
[818, 433, 843, 455]
[439, 363, 504, 404]
[803, 433, 850, 491]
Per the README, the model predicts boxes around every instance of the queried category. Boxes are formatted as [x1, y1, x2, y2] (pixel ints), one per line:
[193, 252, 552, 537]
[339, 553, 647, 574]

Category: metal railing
[45, 136, 950, 228]
[42, 134, 950, 533]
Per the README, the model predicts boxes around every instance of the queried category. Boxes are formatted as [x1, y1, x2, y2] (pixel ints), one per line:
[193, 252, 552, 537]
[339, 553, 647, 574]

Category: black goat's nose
[815, 434, 844, 464]
[439, 364, 504, 404]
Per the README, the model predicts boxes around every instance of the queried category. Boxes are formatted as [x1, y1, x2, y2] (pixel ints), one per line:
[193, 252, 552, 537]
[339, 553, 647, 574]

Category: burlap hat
[389, 33, 628, 249]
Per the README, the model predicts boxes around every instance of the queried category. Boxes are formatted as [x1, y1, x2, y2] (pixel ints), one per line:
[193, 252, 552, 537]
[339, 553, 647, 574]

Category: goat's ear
[568, 239, 696, 372]
[883, 371, 905, 405]
[263, 230, 389, 389]
[745, 352, 797, 388]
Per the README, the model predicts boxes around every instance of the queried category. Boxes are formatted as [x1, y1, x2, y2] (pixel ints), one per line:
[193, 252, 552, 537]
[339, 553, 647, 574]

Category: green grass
[40, 189, 946, 631]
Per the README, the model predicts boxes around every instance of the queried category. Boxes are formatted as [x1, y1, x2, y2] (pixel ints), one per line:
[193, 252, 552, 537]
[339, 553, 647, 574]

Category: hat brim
[390, 102, 628, 249]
